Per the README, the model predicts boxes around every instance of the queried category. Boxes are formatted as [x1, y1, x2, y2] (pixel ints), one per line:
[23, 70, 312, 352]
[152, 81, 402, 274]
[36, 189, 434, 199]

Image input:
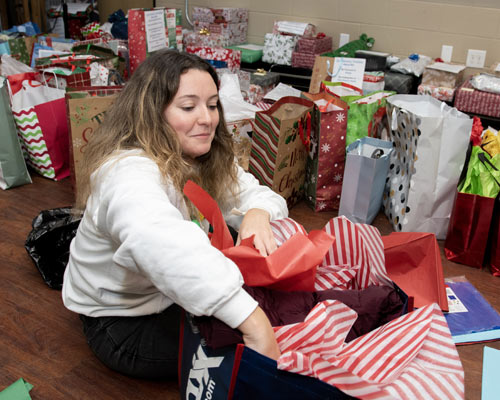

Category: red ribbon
[299, 112, 312, 152]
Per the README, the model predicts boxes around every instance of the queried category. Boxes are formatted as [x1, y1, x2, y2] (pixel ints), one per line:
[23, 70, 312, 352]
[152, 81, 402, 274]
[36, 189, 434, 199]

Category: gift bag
[66, 87, 123, 197]
[338, 137, 393, 224]
[0, 77, 31, 189]
[301, 91, 348, 211]
[249, 96, 314, 208]
[444, 146, 500, 268]
[382, 232, 448, 311]
[383, 95, 472, 239]
[488, 194, 500, 276]
[128, 7, 183, 75]
[10, 77, 70, 181]
[341, 90, 395, 147]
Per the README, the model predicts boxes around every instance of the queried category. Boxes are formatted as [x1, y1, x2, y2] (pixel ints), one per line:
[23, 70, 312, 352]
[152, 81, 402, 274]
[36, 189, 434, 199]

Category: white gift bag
[383, 95, 472, 239]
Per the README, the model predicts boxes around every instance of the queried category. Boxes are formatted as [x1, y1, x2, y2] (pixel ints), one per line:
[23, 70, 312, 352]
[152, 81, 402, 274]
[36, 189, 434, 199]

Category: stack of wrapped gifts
[184, 6, 248, 48]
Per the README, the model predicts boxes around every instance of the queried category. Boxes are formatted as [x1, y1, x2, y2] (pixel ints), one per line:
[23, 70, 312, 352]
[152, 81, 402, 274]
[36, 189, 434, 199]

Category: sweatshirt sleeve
[224, 165, 289, 230]
[92, 156, 257, 329]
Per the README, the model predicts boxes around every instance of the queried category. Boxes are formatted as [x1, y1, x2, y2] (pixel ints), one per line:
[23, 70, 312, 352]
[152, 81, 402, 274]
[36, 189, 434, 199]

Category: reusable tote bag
[0, 77, 31, 189]
[383, 95, 472, 239]
[338, 137, 393, 224]
[11, 77, 70, 181]
[250, 96, 314, 208]
[301, 91, 348, 211]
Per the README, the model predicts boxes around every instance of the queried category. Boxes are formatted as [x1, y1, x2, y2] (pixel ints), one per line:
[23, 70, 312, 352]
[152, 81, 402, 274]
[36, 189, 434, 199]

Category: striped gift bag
[250, 96, 314, 208]
[11, 77, 69, 181]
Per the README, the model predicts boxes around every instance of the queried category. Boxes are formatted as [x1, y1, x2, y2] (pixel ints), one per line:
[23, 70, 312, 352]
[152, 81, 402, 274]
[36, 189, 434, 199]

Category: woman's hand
[236, 208, 277, 256]
[237, 306, 281, 360]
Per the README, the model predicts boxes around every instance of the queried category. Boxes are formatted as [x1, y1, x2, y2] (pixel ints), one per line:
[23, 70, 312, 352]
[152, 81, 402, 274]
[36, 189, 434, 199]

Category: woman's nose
[197, 105, 213, 125]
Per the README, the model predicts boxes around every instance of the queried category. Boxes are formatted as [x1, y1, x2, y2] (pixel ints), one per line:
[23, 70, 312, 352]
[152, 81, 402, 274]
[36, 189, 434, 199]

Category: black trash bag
[25, 207, 82, 290]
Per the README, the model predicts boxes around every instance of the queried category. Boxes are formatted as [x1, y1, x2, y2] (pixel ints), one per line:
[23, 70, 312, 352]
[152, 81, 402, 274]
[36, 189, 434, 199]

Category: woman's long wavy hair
[75, 49, 239, 215]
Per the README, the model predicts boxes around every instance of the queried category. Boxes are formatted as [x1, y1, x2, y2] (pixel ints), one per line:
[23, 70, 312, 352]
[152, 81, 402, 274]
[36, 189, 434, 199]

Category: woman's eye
[208, 104, 218, 110]
[181, 106, 194, 111]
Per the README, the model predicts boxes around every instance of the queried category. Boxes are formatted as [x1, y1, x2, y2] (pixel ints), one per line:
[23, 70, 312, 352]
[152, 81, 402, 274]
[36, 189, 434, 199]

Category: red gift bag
[10, 78, 70, 181]
[444, 192, 495, 268]
[301, 91, 348, 211]
[182, 180, 334, 291]
[382, 232, 448, 311]
[488, 195, 500, 276]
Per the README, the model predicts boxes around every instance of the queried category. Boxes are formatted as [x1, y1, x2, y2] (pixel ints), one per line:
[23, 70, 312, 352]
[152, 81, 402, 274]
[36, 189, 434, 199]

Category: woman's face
[164, 69, 219, 159]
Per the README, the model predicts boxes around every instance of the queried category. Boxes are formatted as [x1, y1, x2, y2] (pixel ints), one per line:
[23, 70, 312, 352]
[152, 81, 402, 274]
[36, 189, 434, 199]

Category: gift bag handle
[478, 152, 500, 187]
[298, 112, 312, 152]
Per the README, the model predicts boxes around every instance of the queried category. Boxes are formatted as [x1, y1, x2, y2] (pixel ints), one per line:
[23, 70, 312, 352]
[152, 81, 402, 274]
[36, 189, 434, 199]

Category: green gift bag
[458, 146, 500, 198]
[341, 90, 395, 148]
[0, 77, 32, 189]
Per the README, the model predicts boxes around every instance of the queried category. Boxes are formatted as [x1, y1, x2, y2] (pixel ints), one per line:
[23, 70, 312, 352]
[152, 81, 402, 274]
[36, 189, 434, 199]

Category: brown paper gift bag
[309, 55, 337, 94]
[249, 96, 314, 208]
[65, 87, 123, 197]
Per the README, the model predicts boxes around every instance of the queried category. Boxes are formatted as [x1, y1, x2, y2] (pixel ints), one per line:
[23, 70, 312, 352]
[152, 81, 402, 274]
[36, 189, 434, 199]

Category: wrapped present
[226, 44, 263, 63]
[193, 21, 248, 45]
[192, 6, 248, 23]
[40, 67, 91, 90]
[418, 83, 455, 102]
[421, 62, 465, 88]
[262, 33, 298, 66]
[272, 21, 316, 38]
[183, 30, 230, 48]
[291, 51, 317, 69]
[250, 70, 280, 87]
[362, 71, 385, 94]
[128, 7, 183, 75]
[323, 33, 374, 58]
[296, 34, 332, 54]
[355, 50, 390, 71]
[7, 37, 31, 65]
[185, 46, 241, 72]
[247, 70, 280, 104]
[454, 79, 500, 118]
[384, 70, 417, 94]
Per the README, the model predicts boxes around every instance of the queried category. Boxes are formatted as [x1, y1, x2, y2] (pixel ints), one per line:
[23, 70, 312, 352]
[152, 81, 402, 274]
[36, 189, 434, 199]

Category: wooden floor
[1, 173, 499, 399]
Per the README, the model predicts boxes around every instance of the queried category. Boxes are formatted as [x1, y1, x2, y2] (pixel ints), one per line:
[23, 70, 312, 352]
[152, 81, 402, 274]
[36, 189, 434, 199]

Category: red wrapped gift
[454, 79, 500, 118]
[296, 35, 332, 54]
[185, 46, 241, 72]
[444, 192, 495, 268]
[488, 195, 500, 276]
[291, 51, 317, 69]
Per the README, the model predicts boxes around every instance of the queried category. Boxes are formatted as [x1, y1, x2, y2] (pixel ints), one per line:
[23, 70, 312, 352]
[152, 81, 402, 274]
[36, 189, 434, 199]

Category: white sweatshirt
[62, 152, 288, 329]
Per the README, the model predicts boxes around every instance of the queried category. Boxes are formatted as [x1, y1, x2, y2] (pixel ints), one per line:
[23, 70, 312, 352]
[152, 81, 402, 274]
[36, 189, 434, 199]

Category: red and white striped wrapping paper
[274, 301, 463, 400]
[266, 216, 464, 399]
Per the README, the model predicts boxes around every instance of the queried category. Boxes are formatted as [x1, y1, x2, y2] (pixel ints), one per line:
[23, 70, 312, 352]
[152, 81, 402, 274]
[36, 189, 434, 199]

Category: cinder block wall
[111, 0, 500, 67]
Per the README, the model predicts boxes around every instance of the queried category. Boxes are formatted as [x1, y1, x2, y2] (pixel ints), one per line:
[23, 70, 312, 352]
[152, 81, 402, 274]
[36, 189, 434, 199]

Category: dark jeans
[79, 304, 181, 380]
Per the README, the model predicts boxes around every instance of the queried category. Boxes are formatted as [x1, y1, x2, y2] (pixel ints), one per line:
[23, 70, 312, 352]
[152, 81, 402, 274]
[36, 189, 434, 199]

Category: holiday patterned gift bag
[11, 78, 70, 181]
[66, 87, 123, 196]
[262, 33, 298, 66]
[128, 7, 183, 75]
[301, 92, 349, 211]
[250, 96, 314, 208]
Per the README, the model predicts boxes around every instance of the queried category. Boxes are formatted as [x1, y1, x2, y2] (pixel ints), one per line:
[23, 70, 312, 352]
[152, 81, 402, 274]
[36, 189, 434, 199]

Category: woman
[62, 49, 288, 379]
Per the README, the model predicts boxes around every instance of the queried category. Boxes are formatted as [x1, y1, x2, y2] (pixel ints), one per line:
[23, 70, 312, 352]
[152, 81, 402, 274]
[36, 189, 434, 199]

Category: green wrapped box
[226, 44, 263, 64]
